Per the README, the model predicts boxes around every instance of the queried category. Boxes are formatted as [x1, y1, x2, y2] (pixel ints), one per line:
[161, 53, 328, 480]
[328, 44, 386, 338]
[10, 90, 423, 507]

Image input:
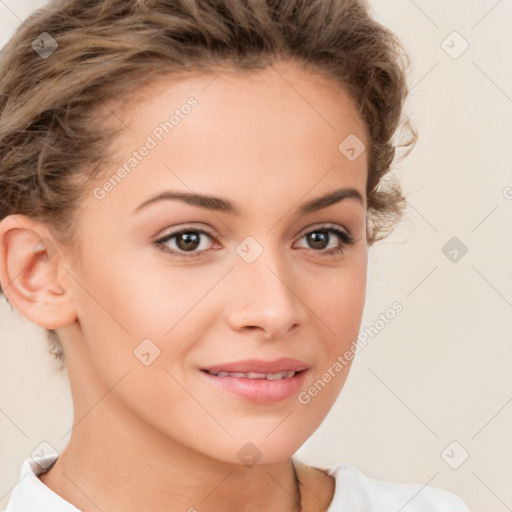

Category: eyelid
[154, 222, 351, 244]
[297, 222, 351, 238]
[154, 223, 221, 242]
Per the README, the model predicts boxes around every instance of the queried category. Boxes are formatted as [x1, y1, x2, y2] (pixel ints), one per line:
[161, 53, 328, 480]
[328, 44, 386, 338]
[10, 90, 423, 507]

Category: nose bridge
[228, 234, 305, 337]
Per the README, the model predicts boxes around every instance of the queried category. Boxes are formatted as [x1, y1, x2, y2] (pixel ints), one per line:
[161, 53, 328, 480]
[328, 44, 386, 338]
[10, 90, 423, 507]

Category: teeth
[209, 370, 297, 380]
[247, 372, 268, 379]
[266, 371, 294, 380]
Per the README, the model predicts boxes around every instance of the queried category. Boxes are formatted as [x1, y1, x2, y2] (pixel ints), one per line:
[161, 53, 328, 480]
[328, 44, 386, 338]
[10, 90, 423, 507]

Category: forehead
[91, 60, 369, 215]
[122, 60, 368, 139]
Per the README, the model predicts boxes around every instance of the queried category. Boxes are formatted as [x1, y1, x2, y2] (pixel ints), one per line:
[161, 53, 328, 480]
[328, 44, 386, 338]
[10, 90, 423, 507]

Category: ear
[0, 214, 77, 329]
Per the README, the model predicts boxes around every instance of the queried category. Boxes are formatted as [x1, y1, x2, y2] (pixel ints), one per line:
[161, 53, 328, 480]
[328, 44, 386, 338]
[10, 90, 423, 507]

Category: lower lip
[200, 370, 309, 404]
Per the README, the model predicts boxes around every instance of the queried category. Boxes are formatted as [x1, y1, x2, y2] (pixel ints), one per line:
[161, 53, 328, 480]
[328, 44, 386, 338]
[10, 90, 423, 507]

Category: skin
[0, 59, 369, 512]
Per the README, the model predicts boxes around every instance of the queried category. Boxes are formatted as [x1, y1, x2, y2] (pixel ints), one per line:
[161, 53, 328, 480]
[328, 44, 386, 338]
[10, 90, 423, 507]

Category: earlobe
[0, 214, 78, 330]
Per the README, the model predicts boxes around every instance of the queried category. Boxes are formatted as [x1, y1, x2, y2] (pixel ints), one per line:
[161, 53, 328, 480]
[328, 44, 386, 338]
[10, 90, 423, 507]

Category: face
[61, 60, 369, 465]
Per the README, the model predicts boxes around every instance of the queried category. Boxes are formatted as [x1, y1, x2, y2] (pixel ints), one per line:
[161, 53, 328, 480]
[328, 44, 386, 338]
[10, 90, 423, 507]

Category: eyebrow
[132, 187, 364, 216]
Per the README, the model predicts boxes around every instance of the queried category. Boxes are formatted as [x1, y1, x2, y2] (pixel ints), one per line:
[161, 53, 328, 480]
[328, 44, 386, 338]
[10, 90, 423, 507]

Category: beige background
[1, 1, 511, 511]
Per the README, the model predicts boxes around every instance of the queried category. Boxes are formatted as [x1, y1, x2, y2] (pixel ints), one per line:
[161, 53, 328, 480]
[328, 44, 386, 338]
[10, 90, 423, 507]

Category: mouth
[199, 359, 309, 404]
[200, 357, 309, 375]
[201, 369, 303, 380]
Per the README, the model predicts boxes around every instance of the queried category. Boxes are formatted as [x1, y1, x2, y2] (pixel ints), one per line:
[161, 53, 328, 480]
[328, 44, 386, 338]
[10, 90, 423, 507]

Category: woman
[0, 0, 469, 510]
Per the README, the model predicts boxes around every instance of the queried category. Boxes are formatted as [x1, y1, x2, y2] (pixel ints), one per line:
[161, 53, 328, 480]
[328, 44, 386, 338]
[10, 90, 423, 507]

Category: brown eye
[306, 230, 330, 250]
[154, 227, 216, 258]
[175, 232, 201, 251]
[296, 225, 354, 257]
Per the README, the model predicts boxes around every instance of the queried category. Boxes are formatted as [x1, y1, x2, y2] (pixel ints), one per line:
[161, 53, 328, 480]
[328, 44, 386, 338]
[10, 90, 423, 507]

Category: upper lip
[201, 358, 309, 374]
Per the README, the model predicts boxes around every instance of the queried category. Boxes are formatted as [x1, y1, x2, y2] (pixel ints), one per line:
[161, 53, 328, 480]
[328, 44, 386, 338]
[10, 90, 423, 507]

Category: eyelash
[153, 224, 355, 260]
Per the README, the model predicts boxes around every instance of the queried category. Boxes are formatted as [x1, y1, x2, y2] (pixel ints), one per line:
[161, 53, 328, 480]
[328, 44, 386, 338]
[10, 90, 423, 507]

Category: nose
[225, 244, 308, 341]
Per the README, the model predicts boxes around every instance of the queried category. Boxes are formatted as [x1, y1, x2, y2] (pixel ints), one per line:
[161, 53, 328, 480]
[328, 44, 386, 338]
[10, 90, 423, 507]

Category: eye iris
[308, 231, 328, 249]
[177, 232, 200, 251]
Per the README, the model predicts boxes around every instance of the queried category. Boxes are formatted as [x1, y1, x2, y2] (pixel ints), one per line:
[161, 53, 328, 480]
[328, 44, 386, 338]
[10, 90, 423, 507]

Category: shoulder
[319, 463, 470, 512]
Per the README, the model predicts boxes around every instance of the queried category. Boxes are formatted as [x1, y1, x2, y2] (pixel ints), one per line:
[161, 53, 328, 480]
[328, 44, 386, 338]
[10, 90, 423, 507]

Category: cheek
[71, 249, 223, 394]
[69, 252, 201, 421]
[75, 244, 197, 335]
[301, 256, 366, 399]
[308, 259, 367, 345]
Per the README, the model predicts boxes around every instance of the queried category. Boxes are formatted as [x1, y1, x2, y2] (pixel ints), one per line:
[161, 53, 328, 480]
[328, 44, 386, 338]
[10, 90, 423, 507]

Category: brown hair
[0, 0, 417, 371]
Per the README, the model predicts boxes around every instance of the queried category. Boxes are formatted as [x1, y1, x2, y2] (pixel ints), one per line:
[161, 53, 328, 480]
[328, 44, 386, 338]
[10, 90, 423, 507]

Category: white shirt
[3, 454, 470, 512]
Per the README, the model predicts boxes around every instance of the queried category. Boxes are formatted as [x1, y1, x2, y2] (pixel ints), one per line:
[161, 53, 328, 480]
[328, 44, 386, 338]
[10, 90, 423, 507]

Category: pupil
[309, 231, 328, 249]
[177, 233, 200, 251]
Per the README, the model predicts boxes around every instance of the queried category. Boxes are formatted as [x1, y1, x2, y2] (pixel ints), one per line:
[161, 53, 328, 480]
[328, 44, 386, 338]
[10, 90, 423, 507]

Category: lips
[200, 358, 310, 404]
